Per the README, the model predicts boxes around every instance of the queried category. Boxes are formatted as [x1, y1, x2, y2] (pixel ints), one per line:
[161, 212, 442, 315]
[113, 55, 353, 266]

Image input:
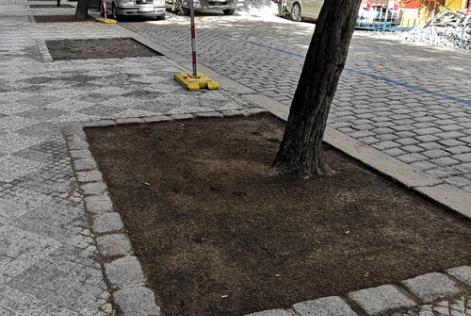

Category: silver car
[278, 0, 323, 22]
[101, 0, 166, 20]
[166, 0, 238, 15]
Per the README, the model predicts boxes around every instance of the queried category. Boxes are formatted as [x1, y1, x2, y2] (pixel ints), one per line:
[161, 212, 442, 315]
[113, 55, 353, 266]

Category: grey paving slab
[446, 266, 471, 287]
[348, 284, 416, 315]
[96, 233, 132, 258]
[113, 286, 162, 316]
[104, 256, 146, 289]
[292, 296, 357, 316]
[245, 309, 294, 316]
[402, 273, 462, 303]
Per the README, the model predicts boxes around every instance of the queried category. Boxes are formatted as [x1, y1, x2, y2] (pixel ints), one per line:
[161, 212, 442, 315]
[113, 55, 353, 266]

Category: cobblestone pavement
[123, 14, 471, 194]
[0, 2, 252, 314]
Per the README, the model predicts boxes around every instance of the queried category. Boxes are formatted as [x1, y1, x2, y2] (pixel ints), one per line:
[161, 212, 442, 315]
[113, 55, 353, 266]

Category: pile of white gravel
[402, 10, 471, 50]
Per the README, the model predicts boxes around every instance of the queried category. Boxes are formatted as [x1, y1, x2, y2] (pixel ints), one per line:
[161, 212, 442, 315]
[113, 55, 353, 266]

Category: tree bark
[272, 0, 362, 178]
[75, 0, 90, 20]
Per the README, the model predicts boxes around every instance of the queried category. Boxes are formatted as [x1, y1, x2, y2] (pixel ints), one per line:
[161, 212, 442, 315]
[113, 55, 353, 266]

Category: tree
[75, 0, 90, 20]
[273, 0, 363, 178]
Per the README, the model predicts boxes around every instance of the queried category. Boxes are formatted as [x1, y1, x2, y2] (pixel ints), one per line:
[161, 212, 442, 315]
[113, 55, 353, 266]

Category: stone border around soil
[63, 108, 266, 315]
[64, 110, 471, 316]
[247, 268, 471, 316]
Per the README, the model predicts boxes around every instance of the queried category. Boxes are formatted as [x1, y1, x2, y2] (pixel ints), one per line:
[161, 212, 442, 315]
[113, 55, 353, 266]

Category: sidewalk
[0, 1, 470, 315]
[0, 1, 254, 314]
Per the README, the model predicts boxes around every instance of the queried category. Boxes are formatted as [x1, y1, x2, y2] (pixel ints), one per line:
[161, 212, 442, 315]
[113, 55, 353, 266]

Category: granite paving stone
[92, 212, 124, 234]
[348, 284, 416, 315]
[402, 273, 462, 303]
[292, 296, 357, 316]
[104, 256, 146, 288]
[446, 266, 471, 287]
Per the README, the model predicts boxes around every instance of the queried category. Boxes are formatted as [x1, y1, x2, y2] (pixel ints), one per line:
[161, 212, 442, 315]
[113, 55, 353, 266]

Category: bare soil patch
[46, 38, 162, 60]
[85, 114, 471, 316]
[34, 15, 94, 22]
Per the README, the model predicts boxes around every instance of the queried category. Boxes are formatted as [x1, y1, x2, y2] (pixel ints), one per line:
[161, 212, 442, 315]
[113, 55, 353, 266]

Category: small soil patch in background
[30, 4, 74, 8]
[86, 114, 471, 316]
[46, 38, 162, 60]
[34, 15, 94, 22]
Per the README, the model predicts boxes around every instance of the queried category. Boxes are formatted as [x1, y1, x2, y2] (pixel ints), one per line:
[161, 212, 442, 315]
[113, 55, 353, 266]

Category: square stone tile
[0, 101, 35, 115]
[348, 284, 416, 315]
[46, 99, 95, 112]
[99, 96, 147, 109]
[402, 272, 461, 303]
[0, 155, 45, 182]
[78, 105, 123, 118]
[0, 133, 44, 155]
[0, 91, 34, 102]
[0, 224, 61, 278]
[15, 108, 68, 121]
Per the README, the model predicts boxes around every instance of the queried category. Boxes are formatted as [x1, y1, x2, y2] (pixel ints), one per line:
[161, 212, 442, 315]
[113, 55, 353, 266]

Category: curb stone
[446, 266, 471, 287]
[401, 273, 462, 303]
[104, 256, 146, 289]
[292, 296, 357, 316]
[245, 309, 294, 316]
[96, 234, 132, 258]
[76, 170, 104, 183]
[347, 284, 416, 315]
[113, 286, 162, 316]
[85, 194, 113, 213]
[93, 212, 124, 234]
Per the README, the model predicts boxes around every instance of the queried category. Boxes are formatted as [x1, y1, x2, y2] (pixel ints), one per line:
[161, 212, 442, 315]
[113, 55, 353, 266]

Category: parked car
[279, 0, 323, 22]
[166, 0, 239, 15]
[357, 0, 402, 27]
[100, 0, 166, 20]
[278, 0, 401, 26]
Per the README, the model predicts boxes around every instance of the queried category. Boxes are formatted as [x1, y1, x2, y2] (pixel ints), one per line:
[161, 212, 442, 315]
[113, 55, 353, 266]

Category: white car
[166, 0, 239, 15]
[100, 0, 166, 20]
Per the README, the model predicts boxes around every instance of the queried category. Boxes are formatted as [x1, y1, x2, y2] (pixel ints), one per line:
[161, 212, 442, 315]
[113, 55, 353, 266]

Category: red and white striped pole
[103, 0, 107, 19]
[189, 0, 197, 78]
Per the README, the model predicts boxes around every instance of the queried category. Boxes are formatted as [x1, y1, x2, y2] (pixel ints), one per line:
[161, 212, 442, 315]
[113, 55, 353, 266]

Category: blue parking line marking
[245, 40, 471, 108]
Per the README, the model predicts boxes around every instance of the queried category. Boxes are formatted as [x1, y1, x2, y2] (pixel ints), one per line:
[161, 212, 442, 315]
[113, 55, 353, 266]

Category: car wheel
[223, 9, 235, 15]
[291, 2, 302, 22]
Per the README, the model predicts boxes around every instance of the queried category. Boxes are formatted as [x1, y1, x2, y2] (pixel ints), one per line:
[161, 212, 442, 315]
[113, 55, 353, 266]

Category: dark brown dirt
[46, 38, 162, 60]
[34, 15, 94, 22]
[85, 114, 471, 316]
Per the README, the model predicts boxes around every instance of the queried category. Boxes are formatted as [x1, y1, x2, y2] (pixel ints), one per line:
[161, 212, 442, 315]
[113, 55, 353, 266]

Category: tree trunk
[272, 0, 362, 178]
[75, 0, 90, 20]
